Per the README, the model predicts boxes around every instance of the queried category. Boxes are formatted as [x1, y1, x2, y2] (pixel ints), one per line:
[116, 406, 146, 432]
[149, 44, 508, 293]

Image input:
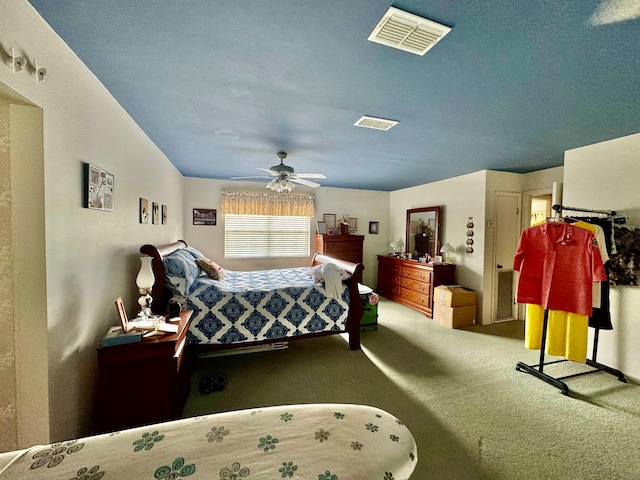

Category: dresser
[377, 255, 455, 318]
[315, 234, 364, 264]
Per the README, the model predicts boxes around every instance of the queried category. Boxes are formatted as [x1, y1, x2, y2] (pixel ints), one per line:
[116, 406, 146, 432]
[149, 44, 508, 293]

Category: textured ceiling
[28, 0, 640, 191]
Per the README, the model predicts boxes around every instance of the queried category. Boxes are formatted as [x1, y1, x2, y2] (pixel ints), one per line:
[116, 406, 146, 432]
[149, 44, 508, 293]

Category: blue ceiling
[28, 0, 640, 191]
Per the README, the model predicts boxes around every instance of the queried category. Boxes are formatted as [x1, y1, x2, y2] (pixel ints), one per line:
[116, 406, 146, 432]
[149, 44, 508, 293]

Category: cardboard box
[434, 285, 476, 307]
[433, 302, 476, 329]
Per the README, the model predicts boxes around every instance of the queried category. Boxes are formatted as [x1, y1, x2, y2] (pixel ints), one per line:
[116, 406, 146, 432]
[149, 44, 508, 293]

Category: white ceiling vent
[368, 7, 451, 56]
[354, 116, 398, 131]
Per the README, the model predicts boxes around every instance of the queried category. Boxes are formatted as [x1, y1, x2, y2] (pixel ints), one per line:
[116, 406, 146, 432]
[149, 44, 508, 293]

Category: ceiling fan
[231, 151, 326, 193]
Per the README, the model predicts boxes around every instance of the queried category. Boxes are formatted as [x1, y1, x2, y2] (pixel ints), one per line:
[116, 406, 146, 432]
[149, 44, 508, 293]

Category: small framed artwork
[410, 220, 419, 234]
[162, 205, 167, 225]
[139, 198, 149, 224]
[348, 217, 358, 233]
[114, 297, 129, 331]
[84, 163, 114, 212]
[316, 221, 327, 235]
[193, 208, 217, 225]
[369, 221, 379, 234]
[323, 214, 336, 229]
[152, 202, 160, 225]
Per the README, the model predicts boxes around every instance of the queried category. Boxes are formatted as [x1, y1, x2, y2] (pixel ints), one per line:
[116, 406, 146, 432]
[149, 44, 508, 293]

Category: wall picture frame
[162, 205, 167, 225]
[84, 163, 114, 212]
[139, 198, 149, 224]
[152, 202, 160, 225]
[348, 217, 358, 233]
[369, 221, 379, 234]
[193, 208, 217, 225]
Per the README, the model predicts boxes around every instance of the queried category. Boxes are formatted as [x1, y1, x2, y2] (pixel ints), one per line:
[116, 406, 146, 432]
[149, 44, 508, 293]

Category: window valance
[221, 191, 315, 217]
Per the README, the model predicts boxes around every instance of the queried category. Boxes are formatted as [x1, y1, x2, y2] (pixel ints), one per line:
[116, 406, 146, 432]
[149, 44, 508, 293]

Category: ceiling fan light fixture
[266, 178, 295, 193]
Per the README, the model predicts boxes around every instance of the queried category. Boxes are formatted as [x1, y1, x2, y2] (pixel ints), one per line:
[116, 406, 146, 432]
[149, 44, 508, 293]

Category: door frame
[491, 191, 522, 323]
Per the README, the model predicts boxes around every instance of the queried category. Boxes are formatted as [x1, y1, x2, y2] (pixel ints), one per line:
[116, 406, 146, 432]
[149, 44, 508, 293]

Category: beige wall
[0, 96, 18, 450]
[183, 177, 389, 287]
[563, 132, 640, 381]
[1, 0, 185, 444]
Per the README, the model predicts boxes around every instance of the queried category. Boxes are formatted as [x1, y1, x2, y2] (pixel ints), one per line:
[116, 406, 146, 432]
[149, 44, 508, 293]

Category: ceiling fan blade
[230, 175, 273, 180]
[292, 173, 326, 179]
[257, 168, 279, 176]
[290, 178, 321, 188]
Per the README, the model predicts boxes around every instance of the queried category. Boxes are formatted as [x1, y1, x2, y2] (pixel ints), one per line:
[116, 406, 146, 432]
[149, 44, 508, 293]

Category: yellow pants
[525, 304, 588, 363]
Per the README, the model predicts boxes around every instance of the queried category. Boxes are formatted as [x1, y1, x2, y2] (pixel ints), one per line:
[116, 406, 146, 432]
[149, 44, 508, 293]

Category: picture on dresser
[323, 214, 336, 229]
[316, 221, 327, 234]
[348, 218, 358, 232]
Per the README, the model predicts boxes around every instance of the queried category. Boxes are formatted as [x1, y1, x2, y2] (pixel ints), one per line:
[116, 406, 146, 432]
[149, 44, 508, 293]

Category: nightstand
[95, 310, 193, 433]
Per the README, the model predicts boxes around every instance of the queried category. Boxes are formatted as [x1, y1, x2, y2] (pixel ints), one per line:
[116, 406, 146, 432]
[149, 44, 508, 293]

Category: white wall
[1, 0, 185, 444]
[183, 177, 389, 287]
[563, 132, 640, 381]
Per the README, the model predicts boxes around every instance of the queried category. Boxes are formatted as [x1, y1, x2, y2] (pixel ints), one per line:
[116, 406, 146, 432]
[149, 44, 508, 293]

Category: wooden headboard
[140, 239, 188, 313]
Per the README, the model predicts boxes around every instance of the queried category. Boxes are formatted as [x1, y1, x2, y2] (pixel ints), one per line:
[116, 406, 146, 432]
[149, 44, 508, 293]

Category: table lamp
[440, 243, 455, 264]
[136, 256, 155, 318]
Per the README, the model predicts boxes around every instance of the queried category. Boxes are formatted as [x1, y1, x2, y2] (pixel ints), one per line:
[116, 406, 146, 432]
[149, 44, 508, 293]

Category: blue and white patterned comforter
[185, 267, 351, 345]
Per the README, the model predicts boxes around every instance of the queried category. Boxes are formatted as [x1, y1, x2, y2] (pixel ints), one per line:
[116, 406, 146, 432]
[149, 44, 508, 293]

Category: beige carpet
[183, 298, 640, 479]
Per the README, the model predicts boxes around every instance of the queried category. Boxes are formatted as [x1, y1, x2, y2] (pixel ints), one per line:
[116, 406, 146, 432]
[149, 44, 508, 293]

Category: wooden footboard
[312, 253, 364, 350]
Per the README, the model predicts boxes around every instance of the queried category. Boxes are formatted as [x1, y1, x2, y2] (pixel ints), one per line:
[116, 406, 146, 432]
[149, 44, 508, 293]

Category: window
[225, 214, 310, 259]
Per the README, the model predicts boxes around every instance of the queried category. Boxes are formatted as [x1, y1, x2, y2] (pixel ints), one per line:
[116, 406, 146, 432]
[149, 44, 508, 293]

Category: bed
[140, 240, 365, 351]
[0, 403, 417, 479]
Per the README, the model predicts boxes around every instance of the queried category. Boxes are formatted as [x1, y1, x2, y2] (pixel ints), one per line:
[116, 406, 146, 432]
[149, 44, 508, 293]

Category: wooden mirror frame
[405, 206, 441, 258]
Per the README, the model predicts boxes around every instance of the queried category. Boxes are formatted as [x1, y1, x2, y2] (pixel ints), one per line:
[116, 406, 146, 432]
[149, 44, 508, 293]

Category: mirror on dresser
[406, 206, 441, 259]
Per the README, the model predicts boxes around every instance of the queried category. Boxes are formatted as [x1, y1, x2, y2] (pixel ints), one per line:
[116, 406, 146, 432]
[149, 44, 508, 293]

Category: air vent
[354, 116, 398, 131]
[368, 7, 451, 56]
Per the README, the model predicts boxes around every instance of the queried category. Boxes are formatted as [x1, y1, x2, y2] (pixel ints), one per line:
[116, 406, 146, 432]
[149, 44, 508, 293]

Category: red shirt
[513, 222, 606, 316]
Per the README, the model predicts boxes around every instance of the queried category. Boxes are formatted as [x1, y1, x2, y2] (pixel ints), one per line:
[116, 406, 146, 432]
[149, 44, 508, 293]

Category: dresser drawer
[324, 241, 362, 254]
[402, 266, 433, 283]
[400, 277, 431, 295]
[400, 288, 431, 309]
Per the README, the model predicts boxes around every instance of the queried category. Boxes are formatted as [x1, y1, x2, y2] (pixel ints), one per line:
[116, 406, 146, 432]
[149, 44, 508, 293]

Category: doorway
[493, 192, 521, 322]
[530, 194, 552, 226]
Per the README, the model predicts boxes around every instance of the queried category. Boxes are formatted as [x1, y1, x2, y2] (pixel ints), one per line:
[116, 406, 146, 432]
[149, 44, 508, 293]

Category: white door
[493, 192, 521, 322]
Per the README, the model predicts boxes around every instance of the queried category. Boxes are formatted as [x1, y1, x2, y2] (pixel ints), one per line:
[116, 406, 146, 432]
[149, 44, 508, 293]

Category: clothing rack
[516, 204, 627, 395]
[551, 204, 616, 216]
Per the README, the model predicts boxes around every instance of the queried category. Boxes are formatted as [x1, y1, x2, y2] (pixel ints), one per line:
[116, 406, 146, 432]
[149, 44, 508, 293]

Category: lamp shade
[440, 243, 455, 264]
[440, 243, 455, 254]
[136, 256, 155, 290]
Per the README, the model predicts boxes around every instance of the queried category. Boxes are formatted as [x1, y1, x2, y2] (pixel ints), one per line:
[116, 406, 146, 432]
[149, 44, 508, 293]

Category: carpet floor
[183, 298, 640, 479]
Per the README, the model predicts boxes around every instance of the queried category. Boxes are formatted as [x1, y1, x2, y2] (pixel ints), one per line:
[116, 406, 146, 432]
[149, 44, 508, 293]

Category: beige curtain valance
[221, 191, 315, 217]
